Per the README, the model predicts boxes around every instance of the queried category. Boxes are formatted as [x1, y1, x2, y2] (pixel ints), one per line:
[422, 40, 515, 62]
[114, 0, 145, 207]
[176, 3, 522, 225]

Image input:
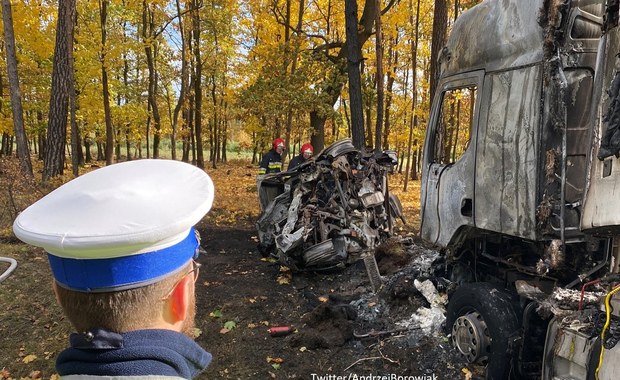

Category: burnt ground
[194, 225, 475, 380]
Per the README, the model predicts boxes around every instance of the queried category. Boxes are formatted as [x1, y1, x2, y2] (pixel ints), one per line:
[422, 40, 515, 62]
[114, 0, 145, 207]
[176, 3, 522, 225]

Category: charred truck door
[421, 64, 547, 245]
[420, 71, 482, 246]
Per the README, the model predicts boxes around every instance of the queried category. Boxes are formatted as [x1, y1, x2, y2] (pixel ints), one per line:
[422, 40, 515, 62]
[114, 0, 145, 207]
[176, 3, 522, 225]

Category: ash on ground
[290, 236, 471, 378]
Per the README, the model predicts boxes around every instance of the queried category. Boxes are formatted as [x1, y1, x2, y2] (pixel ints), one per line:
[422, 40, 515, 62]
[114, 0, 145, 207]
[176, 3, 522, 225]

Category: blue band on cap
[48, 229, 199, 292]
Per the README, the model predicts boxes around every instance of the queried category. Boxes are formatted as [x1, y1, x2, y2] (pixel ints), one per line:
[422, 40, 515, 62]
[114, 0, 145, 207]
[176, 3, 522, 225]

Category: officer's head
[13, 160, 214, 337]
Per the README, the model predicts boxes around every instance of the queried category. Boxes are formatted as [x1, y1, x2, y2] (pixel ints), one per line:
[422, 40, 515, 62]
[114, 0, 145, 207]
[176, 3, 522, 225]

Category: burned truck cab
[421, 0, 603, 268]
[420, 0, 620, 378]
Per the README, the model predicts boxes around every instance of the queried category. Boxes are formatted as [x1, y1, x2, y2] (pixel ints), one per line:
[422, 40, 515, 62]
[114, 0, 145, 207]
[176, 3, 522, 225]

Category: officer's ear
[164, 275, 191, 324]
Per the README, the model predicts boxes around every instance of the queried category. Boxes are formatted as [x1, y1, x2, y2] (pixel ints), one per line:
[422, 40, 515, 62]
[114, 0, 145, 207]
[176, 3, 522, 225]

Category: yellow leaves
[462, 367, 473, 380]
[22, 354, 37, 364]
[276, 275, 291, 285]
[266, 356, 284, 364]
[206, 162, 261, 227]
[277, 265, 292, 284]
[318, 296, 329, 303]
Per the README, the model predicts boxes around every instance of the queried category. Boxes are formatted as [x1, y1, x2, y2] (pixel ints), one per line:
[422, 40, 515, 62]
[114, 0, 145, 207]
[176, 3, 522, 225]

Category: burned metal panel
[420, 155, 476, 247]
[475, 66, 542, 240]
[440, 0, 545, 78]
[564, 69, 594, 203]
[543, 313, 620, 380]
[582, 27, 620, 234]
[420, 72, 482, 247]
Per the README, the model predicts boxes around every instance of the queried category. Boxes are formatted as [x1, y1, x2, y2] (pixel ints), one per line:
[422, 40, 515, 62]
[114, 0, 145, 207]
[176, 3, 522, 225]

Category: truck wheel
[446, 282, 520, 380]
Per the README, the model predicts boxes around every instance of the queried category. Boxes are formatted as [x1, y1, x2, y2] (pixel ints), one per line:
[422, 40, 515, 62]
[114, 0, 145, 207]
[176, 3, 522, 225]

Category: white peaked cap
[12, 159, 215, 292]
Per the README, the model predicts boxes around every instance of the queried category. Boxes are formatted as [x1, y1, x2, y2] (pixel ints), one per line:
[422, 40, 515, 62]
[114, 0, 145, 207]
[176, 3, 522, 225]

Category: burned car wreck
[256, 139, 403, 272]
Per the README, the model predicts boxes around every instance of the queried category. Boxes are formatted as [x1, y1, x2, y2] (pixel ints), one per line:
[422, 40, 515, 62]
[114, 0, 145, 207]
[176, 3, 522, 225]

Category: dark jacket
[56, 328, 211, 379]
[287, 154, 305, 171]
[258, 149, 282, 175]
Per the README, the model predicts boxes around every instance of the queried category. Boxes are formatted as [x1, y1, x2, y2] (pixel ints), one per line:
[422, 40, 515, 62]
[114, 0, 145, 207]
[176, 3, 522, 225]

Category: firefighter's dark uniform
[258, 149, 283, 175]
[257, 149, 283, 210]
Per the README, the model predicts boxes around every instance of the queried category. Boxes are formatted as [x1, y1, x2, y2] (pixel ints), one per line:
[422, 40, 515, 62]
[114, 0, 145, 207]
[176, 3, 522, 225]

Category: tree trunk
[172, 0, 191, 162]
[142, 1, 162, 158]
[210, 75, 218, 168]
[37, 111, 45, 160]
[69, 24, 79, 176]
[99, 0, 114, 165]
[429, 0, 448, 103]
[84, 136, 92, 163]
[192, 0, 204, 168]
[345, 0, 365, 149]
[222, 101, 228, 162]
[44, 0, 76, 181]
[383, 36, 398, 150]
[404, 0, 421, 191]
[2, 0, 32, 177]
[373, 0, 384, 152]
[311, 0, 393, 151]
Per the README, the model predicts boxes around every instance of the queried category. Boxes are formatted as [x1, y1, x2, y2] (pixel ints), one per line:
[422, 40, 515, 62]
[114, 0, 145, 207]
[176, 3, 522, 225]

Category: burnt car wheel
[446, 282, 520, 380]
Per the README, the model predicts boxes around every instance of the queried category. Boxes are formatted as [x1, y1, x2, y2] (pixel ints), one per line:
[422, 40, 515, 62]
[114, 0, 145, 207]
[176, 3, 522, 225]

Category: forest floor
[0, 157, 479, 380]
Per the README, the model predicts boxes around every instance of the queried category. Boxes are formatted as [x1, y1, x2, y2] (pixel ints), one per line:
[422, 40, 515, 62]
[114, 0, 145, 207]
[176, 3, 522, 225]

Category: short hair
[54, 263, 191, 333]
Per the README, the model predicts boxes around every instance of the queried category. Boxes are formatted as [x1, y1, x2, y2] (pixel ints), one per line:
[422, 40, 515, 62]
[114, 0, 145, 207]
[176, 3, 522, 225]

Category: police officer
[257, 138, 285, 210]
[287, 143, 313, 170]
[13, 160, 214, 379]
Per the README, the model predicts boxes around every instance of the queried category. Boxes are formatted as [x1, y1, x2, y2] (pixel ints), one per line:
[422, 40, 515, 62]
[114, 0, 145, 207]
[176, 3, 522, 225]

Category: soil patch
[195, 226, 472, 379]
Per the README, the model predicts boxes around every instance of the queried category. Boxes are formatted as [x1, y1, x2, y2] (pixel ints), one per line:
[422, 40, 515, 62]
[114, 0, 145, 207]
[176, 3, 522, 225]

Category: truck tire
[446, 282, 520, 380]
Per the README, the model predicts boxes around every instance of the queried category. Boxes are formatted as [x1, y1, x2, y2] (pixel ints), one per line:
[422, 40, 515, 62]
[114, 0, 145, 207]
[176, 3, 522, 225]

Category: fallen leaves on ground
[209, 310, 223, 319]
[266, 357, 284, 364]
[223, 321, 237, 330]
[22, 355, 37, 364]
[462, 367, 473, 380]
[276, 275, 291, 285]
[0, 369, 11, 379]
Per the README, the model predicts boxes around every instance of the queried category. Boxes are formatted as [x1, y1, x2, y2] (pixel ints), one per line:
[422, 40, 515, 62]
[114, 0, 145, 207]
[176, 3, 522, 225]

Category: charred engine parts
[256, 139, 403, 271]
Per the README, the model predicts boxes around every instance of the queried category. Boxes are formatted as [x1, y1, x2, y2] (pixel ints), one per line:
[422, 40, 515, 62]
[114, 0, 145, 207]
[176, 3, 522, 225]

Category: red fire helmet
[301, 143, 314, 155]
[272, 138, 285, 150]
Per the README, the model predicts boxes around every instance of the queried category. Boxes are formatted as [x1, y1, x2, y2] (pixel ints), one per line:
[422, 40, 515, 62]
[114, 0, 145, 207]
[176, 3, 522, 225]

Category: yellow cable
[596, 284, 620, 380]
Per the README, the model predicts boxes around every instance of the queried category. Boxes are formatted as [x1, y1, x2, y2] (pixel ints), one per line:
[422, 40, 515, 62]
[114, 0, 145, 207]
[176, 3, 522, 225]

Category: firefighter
[287, 143, 313, 170]
[258, 138, 285, 175]
[257, 138, 285, 210]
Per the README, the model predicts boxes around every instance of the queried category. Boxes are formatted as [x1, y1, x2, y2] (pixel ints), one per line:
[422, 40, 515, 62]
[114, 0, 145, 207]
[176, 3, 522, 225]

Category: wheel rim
[451, 311, 491, 364]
